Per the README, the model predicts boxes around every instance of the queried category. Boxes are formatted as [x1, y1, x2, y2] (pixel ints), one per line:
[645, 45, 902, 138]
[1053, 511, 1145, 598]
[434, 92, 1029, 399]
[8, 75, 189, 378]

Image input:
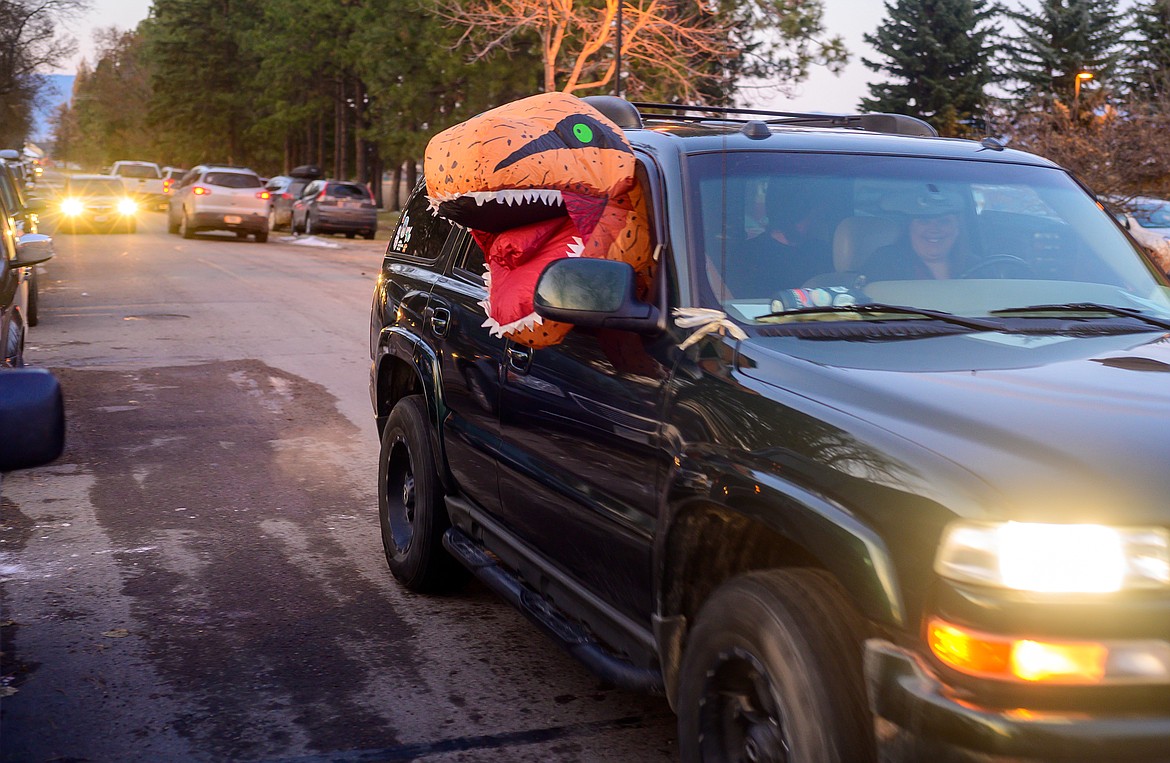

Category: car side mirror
[15, 233, 53, 266]
[0, 368, 65, 472]
[534, 257, 659, 332]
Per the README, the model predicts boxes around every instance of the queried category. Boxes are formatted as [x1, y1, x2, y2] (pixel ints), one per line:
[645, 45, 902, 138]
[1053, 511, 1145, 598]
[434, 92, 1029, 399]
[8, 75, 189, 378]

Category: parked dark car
[0, 155, 46, 326]
[291, 179, 376, 239]
[266, 165, 321, 231]
[370, 96, 1170, 761]
[55, 175, 140, 234]
[0, 210, 54, 366]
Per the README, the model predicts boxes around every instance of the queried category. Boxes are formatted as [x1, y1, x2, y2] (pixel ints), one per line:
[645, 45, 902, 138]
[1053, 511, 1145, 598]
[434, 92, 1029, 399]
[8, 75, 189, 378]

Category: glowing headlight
[935, 521, 1170, 593]
[61, 198, 84, 216]
[117, 198, 138, 216]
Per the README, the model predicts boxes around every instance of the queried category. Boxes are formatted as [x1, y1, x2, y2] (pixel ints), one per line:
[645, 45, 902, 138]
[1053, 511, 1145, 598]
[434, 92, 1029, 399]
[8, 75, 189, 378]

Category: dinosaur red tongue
[473, 218, 581, 328]
[563, 191, 607, 239]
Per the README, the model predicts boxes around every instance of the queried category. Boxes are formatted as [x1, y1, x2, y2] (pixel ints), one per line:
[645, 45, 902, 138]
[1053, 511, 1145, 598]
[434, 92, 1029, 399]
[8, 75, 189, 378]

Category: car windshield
[205, 172, 261, 189]
[69, 178, 125, 195]
[1133, 199, 1170, 228]
[327, 183, 369, 200]
[687, 152, 1170, 324]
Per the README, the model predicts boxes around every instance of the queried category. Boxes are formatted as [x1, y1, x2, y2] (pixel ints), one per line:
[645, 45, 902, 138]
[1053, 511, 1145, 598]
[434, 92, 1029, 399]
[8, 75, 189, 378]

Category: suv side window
[450, 232, 487, 285]
[389, 182, 450, 262]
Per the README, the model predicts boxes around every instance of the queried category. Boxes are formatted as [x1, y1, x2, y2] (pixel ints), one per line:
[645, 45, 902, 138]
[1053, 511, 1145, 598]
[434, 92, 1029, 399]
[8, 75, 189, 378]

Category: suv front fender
[372, 326, 450, 488]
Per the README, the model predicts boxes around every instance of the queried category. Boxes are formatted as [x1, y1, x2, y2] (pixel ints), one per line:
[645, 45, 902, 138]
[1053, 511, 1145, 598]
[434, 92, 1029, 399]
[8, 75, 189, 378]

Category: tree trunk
[391, 164, 403, 211]
[405, 160, 418, 201]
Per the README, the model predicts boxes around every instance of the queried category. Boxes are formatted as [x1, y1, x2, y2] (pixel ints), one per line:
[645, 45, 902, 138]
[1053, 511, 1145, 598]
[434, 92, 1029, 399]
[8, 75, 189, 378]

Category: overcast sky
[61, 0, 886, 114]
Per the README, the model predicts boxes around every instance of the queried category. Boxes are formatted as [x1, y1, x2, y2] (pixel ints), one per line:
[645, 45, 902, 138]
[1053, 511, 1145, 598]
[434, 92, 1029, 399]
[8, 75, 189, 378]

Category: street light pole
[614, 0, 622, 98]
[1073, 70, 1093, 113]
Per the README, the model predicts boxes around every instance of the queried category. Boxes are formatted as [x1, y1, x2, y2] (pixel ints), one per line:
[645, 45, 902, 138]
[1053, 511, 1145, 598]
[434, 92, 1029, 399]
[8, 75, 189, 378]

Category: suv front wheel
[677, 569, 874, 763]
[378, 395, 468, 593]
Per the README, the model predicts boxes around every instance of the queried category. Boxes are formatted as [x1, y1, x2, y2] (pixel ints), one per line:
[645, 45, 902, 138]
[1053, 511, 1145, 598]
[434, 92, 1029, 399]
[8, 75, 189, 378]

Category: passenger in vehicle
[721, 179, 834, 297]
[866, 187, 970, 280]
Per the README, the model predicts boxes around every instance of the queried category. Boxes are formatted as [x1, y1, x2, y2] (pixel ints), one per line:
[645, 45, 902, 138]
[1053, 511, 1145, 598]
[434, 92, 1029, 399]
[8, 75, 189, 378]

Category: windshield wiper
[758, 303, 1003, 331]
[989, 303, 1170, 331]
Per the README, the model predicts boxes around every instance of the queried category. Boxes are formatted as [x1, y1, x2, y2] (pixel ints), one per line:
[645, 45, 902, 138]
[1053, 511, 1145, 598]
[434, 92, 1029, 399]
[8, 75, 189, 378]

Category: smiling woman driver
[866, 185, 968, 280]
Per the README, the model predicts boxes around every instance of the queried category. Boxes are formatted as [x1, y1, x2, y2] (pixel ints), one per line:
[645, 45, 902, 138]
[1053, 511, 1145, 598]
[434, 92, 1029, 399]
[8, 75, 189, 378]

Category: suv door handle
[428, 307, 451, 337]
[506, 344, 532, 373]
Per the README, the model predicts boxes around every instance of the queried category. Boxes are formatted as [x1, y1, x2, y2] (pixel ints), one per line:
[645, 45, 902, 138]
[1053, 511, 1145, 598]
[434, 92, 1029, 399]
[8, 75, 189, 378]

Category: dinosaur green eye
[572, 123, 594, 143]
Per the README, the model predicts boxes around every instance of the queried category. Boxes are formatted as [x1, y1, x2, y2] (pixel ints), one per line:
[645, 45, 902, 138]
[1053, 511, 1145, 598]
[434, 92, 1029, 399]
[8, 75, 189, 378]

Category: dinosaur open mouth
[429, 188, 607, 238]
[427, 187, 610, 338]
[470, 215, 586, 338]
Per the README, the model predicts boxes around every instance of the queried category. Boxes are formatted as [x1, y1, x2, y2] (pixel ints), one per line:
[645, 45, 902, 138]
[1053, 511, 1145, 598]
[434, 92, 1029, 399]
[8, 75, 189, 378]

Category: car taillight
[281, 192, 292, 200]
[163, 179, 174, 191]
[192, 186, 210, 195]
[257, 190, 271, 200]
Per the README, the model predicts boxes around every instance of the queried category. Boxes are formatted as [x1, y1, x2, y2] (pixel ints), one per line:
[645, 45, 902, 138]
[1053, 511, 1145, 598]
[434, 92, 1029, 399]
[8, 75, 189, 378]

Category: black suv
[369, 98, 1170, 761]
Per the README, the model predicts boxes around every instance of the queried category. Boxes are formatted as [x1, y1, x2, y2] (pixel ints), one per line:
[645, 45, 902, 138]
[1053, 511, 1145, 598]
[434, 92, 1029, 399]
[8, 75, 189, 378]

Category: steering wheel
[959, 254, 1036, 279]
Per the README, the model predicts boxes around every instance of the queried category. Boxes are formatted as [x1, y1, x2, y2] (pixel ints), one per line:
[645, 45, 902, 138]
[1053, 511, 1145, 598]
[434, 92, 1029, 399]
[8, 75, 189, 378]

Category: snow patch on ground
[280, 235, 341, 249]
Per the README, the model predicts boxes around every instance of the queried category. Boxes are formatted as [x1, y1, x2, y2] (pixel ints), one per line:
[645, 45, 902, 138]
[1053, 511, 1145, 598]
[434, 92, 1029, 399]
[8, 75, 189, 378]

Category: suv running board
[442, 527, 665, 694]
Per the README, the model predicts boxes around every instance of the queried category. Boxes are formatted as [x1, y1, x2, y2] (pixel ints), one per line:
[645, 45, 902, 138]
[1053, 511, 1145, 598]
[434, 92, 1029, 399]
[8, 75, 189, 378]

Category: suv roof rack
[615, 100, 937, 138]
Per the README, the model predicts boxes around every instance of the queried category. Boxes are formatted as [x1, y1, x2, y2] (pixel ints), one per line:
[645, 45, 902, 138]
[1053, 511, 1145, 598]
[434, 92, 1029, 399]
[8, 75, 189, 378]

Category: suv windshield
[689, 152, 1170, 323]
[205, 172, 261, 189]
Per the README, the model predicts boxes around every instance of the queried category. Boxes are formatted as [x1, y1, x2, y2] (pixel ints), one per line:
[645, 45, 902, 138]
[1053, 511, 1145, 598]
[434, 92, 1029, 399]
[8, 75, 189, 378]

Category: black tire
[677, 569, 874, 763]
[167, 210, 180, 234]
[378, 395, 468, 593]
[304, 214, 314, 236]
[254, 230, 268, 243]
[363, 231, 375, 240]
[345, 231, 356, 239]
[236, 231, 249, 239]
[180, 211, 194, 239]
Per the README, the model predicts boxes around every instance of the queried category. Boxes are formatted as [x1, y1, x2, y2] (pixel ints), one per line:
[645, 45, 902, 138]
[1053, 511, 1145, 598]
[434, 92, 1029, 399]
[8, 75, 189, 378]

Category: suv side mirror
[0, 368, 65, 472]
[534, 257, 659, 332]
[15, 233, 54, 266]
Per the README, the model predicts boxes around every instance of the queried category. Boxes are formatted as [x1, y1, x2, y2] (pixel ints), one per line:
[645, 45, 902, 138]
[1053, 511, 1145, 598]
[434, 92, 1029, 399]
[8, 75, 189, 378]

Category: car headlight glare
[61, 198, 84, 216]
[935, 521, 1170, 592]
[117, 198, 138, 215]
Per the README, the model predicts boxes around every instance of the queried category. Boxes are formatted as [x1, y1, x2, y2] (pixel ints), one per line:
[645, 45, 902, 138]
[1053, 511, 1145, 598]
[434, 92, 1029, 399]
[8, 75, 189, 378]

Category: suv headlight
[117, 198, 138, 215]
[935, 521, 1170, 593]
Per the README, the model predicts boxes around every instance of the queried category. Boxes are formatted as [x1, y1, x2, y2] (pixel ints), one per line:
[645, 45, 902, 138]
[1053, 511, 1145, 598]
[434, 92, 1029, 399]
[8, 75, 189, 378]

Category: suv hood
[738, 329, 1170, 524]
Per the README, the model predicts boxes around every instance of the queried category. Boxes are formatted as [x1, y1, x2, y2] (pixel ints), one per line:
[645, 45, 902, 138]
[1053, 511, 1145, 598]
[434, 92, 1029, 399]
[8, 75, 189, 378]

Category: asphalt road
[0, 210, 677, 762]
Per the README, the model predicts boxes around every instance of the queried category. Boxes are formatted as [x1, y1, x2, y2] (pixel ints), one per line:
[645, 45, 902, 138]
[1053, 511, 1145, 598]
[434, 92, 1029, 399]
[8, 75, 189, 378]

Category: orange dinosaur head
[425, 92, 650, 347]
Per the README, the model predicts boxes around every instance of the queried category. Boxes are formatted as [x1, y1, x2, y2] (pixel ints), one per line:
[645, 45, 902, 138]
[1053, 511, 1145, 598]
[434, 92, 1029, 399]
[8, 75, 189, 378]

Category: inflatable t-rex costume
[424, 92, 654, 348]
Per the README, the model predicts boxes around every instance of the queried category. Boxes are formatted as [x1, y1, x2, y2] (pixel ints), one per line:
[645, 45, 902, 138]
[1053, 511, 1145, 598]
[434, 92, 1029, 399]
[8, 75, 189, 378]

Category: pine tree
[1000, 0, 1126, 106]
[860, 0, 998, 137]
[1123, 0, 1170, 100]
